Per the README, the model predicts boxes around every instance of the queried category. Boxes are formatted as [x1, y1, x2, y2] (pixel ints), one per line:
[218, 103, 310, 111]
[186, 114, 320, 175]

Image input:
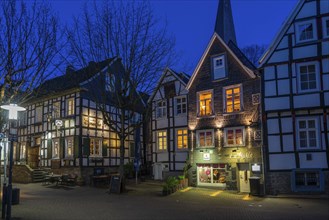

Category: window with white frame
[157, 131, 167, 151]
[90, 138, 102, 157]
[224, 127, 245, 146]
[224, 85, 242, 113]
[35, 106, 42, 123]
[212, 54, 227, 79]
[295, 20, 317, 43]
[197, 90, 213, 117]
[65, 137, 74, 158]
[296, 118, 320, 150]
[322, 17, 329, 38]
[52, 139, 59, 158]
[177, 129, 188, 150]
[156, 100, 167, 118]
[175, 96, 187, 115]
[66, 98, 75, 116]
[297, 62, 319, 92]
[197, 130, 214, 148]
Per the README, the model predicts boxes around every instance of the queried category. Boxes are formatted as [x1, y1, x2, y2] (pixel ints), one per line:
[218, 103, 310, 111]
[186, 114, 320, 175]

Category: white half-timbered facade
[149, 68, 190, 180]
[15, 58, 145, 182]
[259, 0, 329, 194]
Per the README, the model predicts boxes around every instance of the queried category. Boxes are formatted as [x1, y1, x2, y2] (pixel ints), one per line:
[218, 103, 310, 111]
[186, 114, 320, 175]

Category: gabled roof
[148, 67, 190, 103]
[215, 0, 237, 45]
[258, 0, 304, 67]
[186, 33, 256, 90]
[35, 58, 116, 97]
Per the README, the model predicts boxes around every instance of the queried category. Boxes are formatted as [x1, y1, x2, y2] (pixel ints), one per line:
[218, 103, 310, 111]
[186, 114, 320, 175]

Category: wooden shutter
[60, 137, 65, 158]
[74, 136, 80, 158]
[83, 137, 90, 156]
[47, 140, 52, 159]
[102, 140, 107, 157]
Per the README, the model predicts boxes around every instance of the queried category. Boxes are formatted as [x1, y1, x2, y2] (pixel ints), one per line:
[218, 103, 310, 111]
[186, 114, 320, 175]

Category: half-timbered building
[14, 58, 145, 182]
[259, 0, 329, 194]
[149, 68, 190, 180]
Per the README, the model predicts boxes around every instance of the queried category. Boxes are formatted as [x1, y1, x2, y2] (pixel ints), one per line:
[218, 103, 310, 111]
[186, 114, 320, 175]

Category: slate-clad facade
[259, 0, 329, 194]
[186, 0, 263, 192]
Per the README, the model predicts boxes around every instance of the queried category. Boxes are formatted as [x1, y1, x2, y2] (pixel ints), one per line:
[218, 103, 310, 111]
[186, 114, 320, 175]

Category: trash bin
[12, 188, 20, 205]
[249, 177, 260, 196]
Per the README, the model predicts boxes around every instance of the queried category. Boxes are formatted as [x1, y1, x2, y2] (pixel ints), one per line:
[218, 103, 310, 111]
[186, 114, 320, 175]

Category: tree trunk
[119, 108, 126, 191]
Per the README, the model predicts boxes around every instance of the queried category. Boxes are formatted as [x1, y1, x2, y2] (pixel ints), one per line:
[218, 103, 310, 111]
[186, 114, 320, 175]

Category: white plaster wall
[320, 0, 329, 14]
[264, 66, 275, 80]
[162, 75, 175, 84]
[294, 94, 320, 108]
[299, 152, 328, 168]
[324, 92, 329, 106]
[265, 81, 277, 96]
[269, 154, 296, 170]
[277, 79, 290, 95]
[277, 64, 289, 79]
[268, 135, 281, 152]
[282, 135, 294, 152]
[267, 119, 279, 134]
[322, 42, 329, 55]
[281, 117, 293, 133]
[156, 118, 168, 129]
[175, 151, 189, 162]
[293, 45, 317, 59]
[265, 97, 290, 111]
[268, 50, 289, 63]
[174, 116, 188, 126]
[296, 1, 316, 19]
[157, 152, 169, 162]
[277, 36, 288, 50]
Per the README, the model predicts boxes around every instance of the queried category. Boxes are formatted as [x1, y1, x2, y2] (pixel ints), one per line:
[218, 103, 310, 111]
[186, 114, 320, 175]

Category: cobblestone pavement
[2, 181, 329, 220]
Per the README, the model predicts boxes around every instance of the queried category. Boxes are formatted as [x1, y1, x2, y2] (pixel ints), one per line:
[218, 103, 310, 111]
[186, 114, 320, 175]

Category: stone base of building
[266, 170, 329, 195]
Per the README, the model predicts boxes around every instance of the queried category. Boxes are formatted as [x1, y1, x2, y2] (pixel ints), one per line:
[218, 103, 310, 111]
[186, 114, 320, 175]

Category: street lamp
[1, 104, 26, 220]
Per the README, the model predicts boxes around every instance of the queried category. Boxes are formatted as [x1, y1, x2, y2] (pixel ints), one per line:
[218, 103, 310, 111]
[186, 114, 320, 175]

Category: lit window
[297, 118, 320, 150]
[198, 90, 213, 117]
[224, 85, 242, 113]
[177, 129, 188, 150]
[66, 98, 75, 116]
[323, 17, 329, 38]
[175, 97, 187, 115]
[90, 138, 102, 157]
[197, 130, 214, 148]
[224, 127, 245, 146]
[212, 54, 226, 79]
[295, 20, 317, 43]
[20, 142, 26, 160]
[157, 131, 167, 151]
[297, 62, 319, 92]
[66, 137, 74, 157]
[52, 139, 59, 158]
[156, 100, 167, 118]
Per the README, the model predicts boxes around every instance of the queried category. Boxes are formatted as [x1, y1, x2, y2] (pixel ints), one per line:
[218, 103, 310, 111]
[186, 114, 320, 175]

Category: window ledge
[64, 157, 74, 161]
[224, 145, 245, 148]
[222, 111, 244, 116]
[196, 115, 216, 119]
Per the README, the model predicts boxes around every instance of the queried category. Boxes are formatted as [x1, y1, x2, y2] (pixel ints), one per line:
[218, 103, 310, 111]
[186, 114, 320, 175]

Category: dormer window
[212, 54, 227, 80]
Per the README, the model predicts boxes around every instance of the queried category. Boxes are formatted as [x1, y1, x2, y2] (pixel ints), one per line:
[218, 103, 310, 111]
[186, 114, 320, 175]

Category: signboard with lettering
[109, 175, 121, 194]
[203, 153, 210, 161]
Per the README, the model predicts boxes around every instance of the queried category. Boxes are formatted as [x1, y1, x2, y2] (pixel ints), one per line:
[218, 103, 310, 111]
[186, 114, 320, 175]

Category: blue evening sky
[50, 0, 299, 73]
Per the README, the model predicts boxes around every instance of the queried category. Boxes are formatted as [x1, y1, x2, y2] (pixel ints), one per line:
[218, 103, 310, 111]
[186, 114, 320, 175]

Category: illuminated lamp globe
[1, 104, 26, 120]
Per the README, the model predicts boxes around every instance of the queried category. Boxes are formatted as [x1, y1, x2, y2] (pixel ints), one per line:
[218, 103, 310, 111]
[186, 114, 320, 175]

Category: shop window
[90, 138, 102, 157]
[52, 139, 59, 158]
[292, 169, 324, 192]
[65, 137, 74, 158]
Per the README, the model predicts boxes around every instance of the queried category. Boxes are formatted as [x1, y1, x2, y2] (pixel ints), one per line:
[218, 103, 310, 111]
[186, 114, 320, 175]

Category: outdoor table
[44, 174, 62, 185]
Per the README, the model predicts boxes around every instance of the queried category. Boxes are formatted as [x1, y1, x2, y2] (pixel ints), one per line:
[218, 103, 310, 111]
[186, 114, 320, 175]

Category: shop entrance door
[239, 170, 250, 193]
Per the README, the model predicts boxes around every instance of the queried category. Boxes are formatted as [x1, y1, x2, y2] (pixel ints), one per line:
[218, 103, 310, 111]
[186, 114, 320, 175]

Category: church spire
[214, 0, 237, 45]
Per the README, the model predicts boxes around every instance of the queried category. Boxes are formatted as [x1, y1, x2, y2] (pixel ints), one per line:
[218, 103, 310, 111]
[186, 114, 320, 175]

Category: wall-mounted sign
[203, 153, 210, 161]
[55, 120, 63, 127]
[252, 163, 261, 172]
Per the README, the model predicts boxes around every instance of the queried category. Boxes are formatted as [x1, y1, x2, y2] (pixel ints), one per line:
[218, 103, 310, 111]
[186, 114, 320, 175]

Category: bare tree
[241, 44, 267, 67]
[0, 0, 64, 130]
[66, 0, 176, 181]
